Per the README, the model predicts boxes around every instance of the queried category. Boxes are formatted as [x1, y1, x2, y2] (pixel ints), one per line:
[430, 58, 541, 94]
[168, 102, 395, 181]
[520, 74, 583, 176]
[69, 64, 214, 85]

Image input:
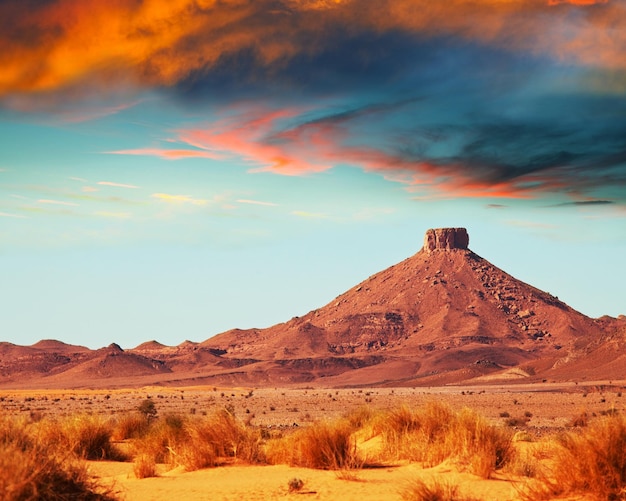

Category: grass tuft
[267, 418, 359, 470]
[400, 478, 478, 501]
[524, 412, 626, 500]
[0, 414, 114, 500]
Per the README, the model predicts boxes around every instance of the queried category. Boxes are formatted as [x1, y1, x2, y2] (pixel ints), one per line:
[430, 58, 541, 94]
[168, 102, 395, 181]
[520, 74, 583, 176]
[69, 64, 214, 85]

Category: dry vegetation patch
[523, 412, 626, 500]
[0, 415, 114, 500]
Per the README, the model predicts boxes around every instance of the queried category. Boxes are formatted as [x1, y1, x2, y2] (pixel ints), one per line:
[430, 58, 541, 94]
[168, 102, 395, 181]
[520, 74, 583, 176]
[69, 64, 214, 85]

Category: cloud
[97, 181, 139, 189]
[105, 148, 222, 160]
[292, 210, 330, 219]
[236, 199, 279, 207]
[151, 193, 209, 205]
[1, 0, 625, 99]
[37, 199, 79, 206]
[0, 211, 27, 218]
[547, 200, 615, 207]
[93, 211, 132, 219]
[3, 0, 625, 203]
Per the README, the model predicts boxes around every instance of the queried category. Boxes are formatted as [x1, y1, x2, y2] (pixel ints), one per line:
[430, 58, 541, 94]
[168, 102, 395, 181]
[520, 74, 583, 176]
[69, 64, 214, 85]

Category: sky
[1, 0, 625, 350]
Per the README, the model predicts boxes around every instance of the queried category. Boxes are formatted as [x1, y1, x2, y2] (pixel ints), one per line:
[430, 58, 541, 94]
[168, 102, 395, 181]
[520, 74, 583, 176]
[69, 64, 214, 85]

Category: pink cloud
[105, 148, 222, 160]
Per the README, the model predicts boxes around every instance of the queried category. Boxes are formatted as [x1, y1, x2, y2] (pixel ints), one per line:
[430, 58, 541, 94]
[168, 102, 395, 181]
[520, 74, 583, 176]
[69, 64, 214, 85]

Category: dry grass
[0, 414, 114, 500]
[523, 412, 626, 500]
[131, 409, 261, 471]
[37, 414, 125, 461]
[133, 454, 157, 479]
[111, 412, 150, 441]
[400, 478, 478, 501]
[372, 402, 512, 478]
[266, 418, 359, 470]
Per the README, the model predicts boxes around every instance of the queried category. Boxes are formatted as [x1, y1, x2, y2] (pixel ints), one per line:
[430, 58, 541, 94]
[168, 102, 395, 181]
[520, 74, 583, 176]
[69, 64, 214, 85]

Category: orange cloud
[1, 0, 624, 98]
[106, 148, 222, 160]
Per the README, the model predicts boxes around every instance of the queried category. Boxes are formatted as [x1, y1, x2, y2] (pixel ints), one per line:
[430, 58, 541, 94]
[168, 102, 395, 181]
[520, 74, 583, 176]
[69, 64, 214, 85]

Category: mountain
[200, 228, 613, 385]
[1, 228, 623, 389]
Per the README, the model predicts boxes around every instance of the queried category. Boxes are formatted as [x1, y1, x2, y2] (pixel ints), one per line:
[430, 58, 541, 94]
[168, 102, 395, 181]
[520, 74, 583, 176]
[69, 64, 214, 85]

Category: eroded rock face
[423, 228, 469, 252]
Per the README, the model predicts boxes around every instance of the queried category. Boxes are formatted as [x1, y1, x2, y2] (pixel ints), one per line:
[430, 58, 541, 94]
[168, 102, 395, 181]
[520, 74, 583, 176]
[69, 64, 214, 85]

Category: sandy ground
[88, 459, 521, 501]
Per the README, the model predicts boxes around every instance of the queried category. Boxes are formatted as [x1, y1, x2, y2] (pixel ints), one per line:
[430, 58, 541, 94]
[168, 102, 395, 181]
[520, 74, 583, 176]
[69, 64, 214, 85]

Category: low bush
[374, 402, 512, 478]
[400, 478, 478, 501]
[266, 418, 358, 470]
[38, 414, 124, 461]
[0, 415, 114, 500]
[524, 412, 626, 500]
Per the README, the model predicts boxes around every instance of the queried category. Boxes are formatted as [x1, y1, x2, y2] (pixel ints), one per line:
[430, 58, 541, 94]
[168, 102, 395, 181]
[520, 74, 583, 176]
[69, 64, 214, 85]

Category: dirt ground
[2, 382, 624, 432]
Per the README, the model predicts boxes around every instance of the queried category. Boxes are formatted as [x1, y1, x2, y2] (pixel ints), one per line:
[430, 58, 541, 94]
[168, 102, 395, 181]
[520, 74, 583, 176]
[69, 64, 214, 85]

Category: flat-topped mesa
[423, 227, 469, 252]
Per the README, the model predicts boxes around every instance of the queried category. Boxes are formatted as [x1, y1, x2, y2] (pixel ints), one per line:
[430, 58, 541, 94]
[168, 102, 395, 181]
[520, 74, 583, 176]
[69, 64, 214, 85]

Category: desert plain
[2, 380, 626, 500]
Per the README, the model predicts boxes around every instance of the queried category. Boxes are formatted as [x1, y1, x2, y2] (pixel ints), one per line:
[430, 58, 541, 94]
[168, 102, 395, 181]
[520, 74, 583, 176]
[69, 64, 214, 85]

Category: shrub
[132, 409, 261, 471]
[374, 402, 512, 478]
[0, 415, 114, 500]
[38, 415, 124, 461]
[287, 477, 304, 492]
[133, 454, 157, 479]
[111, 413, 150, 441]
[524, 413, 626, 500]
[137, 399, 157, 419]
[267, 419, 358, 470]
[400, 478, 478, 501]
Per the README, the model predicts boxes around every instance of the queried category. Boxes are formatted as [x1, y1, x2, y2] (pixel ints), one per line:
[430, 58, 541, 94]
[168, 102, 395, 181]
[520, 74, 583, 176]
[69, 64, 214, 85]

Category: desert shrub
[132, 409, 261, 471]
[374, 402, 512, 478]
[266, 419, 358, 470]
[137, 399, 157, 419]
[111, 412, 150, 441]
[133, 454, 157, 479]
[288, 477, 304, 492]
[524, 413, 626, 500]
[38, 414, 124, 461]
[131, 413, 187, 465]
[179, 409, 262, 470]
[400, 478, 478, 501]
[505, 416, 529, 427]
[344, 406, 375, 429]
[504, 447, 538, 478]
[0, 415, 114, 500]
[569, 411, 589, 427]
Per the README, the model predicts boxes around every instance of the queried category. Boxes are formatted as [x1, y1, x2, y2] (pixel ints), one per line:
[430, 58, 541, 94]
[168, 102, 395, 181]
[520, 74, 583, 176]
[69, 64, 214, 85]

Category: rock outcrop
[423, 227, 469, 252]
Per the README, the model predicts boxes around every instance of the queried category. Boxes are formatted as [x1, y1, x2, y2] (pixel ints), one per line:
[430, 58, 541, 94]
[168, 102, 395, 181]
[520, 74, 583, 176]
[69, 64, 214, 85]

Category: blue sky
[1, 0, 625, 349]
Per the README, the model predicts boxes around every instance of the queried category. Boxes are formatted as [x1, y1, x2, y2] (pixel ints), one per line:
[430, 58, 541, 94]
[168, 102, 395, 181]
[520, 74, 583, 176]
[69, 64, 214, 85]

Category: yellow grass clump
[373, 402, 512, 478]
[400, 478, 479, 501]
[266, 418, 359, 470]
[0, 414, 114, 500]
[37, 414, 125, 461]
[524, 412, 626, 500]
[131, 409, 261, 471]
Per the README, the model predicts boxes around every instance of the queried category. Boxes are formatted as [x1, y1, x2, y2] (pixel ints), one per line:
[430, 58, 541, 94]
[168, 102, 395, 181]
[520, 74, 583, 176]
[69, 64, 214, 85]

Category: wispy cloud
[93, 211, 132, 219]
[37, 199, 79, 207]
[292, 210, 330, 219]
[0, 211, 27, 218]
[97, 181, 139, 189]
[236, 199, 279, 207]
[547, 200, 615, 207]
[69, 176, 88, 183]
[105, 148, 221, 160]
[151, 193, 209, 206]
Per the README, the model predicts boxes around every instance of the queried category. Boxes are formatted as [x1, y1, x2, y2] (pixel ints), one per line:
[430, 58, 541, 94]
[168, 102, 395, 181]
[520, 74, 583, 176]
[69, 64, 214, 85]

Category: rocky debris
[423, 228, 469, 252]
